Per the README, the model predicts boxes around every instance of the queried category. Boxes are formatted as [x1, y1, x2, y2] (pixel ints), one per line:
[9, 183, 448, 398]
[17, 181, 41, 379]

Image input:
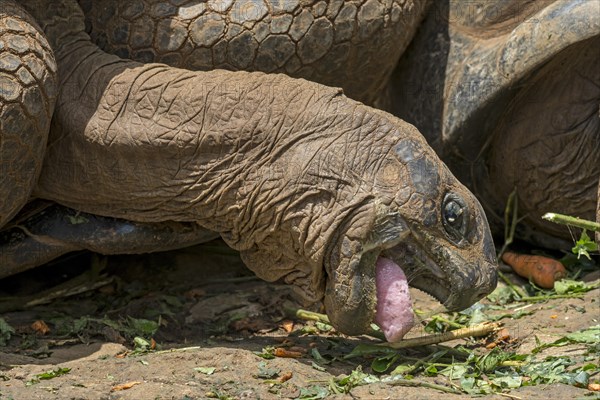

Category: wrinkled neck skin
[21, 0, 498, 338]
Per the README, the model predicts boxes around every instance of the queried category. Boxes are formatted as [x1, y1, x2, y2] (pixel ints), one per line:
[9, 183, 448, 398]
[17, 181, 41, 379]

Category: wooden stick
[380, 322, 501, 349]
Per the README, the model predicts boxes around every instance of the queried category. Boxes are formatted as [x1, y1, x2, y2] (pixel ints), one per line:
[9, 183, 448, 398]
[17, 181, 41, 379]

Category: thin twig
[515, 294, 586, 302]
[379, 322, 501, 349]
[497, 271, 527, 299]
[497, 189, 518, 260]
[497, 392, 523, 399]
[386, 378, 462, 394]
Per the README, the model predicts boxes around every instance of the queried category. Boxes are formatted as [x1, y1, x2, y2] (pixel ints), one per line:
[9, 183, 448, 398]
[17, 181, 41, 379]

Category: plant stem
[296, 309, 330, 323]
[430, 315, 464, 330]
[515, 294, 585, 302]
[542, 213, 600, 232]
[379, 322, 501, 349]
[497, 271, 527, 299]
[386, 378, 462, 394]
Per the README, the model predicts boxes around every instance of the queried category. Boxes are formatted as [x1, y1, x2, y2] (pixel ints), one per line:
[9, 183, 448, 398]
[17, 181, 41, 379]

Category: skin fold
[1, 0, 499, 338]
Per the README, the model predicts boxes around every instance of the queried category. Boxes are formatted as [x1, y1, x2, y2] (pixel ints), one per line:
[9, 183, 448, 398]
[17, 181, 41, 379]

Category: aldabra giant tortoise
[0, 0, 596, 340]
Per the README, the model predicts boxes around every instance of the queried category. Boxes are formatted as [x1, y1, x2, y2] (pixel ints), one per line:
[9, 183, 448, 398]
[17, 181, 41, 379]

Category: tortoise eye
[442, 193, 469, 241]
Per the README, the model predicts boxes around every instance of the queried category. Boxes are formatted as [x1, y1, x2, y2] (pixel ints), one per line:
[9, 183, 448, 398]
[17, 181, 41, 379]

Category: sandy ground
[0, 241, 598, 399]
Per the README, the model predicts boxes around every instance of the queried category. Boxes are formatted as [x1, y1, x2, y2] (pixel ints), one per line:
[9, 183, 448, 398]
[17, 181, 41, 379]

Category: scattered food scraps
[588, 383, 600, 391]
[31, 320, 50, 335]
[281, 320, 294, 333]
[194, 367, 216, 375]
[111, 381, 142, 391]
[274, 348, 302, 358]
[279, 371, 293, 383]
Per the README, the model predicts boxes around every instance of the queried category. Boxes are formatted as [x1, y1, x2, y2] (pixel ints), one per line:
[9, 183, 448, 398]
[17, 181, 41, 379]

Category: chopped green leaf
[439, 364, 469, 379]
[133, 336, 151, 351]
[345, 343, 396, 359]
[298, 385, 329, 399]
[572, 230, 598, 260]
[554, 279, 599, 295]
[127, 317, 159, 336]
[0, 318, 15, 346]
[27, 367, 71, 386]
[254, 346, 275, 359]
[566, 325, 600, 344]
[194, 367, 216, 375]
[256, 362, 279, 379]
[371, 354, 399, 373]
[36, 367, 71, 380]
[310, 347, 331, 366]
[331, 366, 378, 394]
[487, 286, 519, 305]
[533, 325, 600, 353]
[489, 373, 522, 389]
[311, 361, 326, 372]
[315, 321, 332, 332]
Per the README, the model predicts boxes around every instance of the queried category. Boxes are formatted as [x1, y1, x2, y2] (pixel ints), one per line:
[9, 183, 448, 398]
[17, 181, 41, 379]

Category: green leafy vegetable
[298, 385, 329, 399]
[572, 230, 598, 260]
[0, 318, 15, 346]
[194, 367, 216, 375]
[256, 362, 279, 379]
[26, 367, 71, 386]
[254, 346, 275, 359]
[330, 366, 378, 394]
[127, 317, 159, 336]
[371, 354, 399, 373]
[554, 280, 599, 295]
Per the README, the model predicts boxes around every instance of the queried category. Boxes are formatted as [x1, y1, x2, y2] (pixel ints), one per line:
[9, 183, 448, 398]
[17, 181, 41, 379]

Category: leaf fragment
[194, 367, 216, 375]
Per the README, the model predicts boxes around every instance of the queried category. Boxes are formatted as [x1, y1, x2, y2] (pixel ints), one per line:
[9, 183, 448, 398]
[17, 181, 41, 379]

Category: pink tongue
[375, 256, 414, 342]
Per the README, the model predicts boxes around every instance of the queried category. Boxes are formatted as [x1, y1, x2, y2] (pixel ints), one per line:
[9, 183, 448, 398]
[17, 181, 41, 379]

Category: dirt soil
[0, 240, 598, 400]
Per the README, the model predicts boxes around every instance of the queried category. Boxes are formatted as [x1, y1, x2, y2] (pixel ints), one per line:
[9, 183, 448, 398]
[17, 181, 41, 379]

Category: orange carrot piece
[501, 251, 566, 289]
[274, 348, 302, 358]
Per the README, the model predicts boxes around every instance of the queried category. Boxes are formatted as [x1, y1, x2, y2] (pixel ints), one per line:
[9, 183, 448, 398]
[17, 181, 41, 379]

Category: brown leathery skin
[11, 0, 497, 337]
[0, 0, 57, 228]
[77, 0, 429, 105]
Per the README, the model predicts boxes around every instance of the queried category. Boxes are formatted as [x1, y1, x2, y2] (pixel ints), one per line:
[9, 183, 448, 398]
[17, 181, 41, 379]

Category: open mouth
[324, 208, 497, 344]
[374, 237, 454, 342]
[381, 238, 454, 306]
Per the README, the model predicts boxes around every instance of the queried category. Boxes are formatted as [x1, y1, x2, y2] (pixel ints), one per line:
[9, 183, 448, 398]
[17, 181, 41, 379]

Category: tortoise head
[323, 129, 498, 341]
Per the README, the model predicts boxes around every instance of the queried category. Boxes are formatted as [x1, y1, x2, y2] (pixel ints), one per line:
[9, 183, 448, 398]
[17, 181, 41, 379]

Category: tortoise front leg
[0, 204, 218, 279]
